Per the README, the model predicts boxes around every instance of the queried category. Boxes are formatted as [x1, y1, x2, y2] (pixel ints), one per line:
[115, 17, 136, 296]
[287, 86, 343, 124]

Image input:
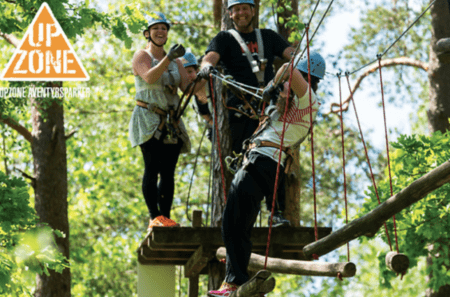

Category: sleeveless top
[252, 88, 319, 164]
[128, 49, 191, 153]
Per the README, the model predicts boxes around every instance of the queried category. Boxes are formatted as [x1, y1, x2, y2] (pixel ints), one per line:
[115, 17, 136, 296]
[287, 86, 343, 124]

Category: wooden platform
[137, 226, 332, 276]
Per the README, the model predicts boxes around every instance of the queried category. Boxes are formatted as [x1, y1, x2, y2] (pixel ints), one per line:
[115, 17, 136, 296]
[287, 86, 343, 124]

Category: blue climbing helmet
[227, 0, 255, 9]
[296, 51, 326, 79]
[144, 12, 171, 32]
[181, 52, 198, 68]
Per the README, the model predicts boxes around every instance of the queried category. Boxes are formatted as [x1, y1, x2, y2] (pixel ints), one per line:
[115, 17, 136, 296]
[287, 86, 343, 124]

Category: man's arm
[200, 51, 220, 70]
[281, 46, 296, 60]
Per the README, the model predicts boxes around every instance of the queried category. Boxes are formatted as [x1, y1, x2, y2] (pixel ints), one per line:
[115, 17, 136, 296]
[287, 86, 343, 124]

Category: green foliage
[0, 172, 68, 295]
[360, 131, 450, 290]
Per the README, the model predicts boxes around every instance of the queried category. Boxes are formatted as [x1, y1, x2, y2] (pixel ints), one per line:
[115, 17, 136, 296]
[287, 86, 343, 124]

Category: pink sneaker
[207, 282, 238, 297]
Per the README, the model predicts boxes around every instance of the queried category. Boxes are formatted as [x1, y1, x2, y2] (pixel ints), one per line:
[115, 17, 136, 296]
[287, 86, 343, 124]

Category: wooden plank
[138, 258, 186, 266]
[150, 227, 332, 247]
[140, 248, 191, 261]
[217, 247, 355, 278]
[303, 160, 450, 258]
[184, 245, 214, 277]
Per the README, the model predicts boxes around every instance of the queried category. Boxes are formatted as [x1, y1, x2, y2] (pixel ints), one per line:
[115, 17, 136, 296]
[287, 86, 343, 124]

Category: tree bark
[425, 1, 450, 296]
[277, 1, 301, 227]
[208, 3, 234, 289]
[32, 91, 70, 297]
[427, 0, 450, 134]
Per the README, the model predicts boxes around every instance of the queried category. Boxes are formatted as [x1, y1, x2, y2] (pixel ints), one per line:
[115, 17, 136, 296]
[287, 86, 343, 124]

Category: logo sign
[1, 2, 89, 81]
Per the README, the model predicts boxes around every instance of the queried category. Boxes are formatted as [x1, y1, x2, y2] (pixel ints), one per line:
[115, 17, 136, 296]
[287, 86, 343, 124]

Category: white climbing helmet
[228, 0, 255, 9]
[144, 12, 171, 32]
[296, 51, 326, 79]
[181, 53, 198, 68]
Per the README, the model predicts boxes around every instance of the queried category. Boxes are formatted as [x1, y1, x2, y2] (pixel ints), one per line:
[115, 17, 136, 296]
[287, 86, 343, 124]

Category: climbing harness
[228, 28, 267, 87]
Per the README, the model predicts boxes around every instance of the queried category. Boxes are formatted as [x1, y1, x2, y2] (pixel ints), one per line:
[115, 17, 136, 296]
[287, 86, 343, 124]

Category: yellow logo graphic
[1, 2, 89, 81]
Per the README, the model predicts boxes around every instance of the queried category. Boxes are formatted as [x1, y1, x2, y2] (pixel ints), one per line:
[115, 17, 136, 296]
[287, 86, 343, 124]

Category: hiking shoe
[148, 215, 180, 231]
[207, 282, 238, 297]
[269, 211, 291, 228]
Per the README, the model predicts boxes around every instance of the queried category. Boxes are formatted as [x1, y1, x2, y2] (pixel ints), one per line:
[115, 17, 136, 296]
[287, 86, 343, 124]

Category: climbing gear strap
[136, 100, 168, 116]
[136, 100, 180, 143]
[246, 140, 294, 174]
[228, 29, 267, 86]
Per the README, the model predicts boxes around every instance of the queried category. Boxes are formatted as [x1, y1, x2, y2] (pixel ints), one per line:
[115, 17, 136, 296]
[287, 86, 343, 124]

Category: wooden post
[385, 252, 409, 274]
[303, 160, 450, 258]
[188, 210, 203, 297]
[216, 247, 356, 278]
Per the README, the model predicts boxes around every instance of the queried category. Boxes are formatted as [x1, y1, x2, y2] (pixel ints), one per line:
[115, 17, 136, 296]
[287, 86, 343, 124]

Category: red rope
[305, 26, 319, 243]
[377, 57, 400, 254]
[345, 74, 393, 251]
[209, 75, 228, 204]
[263, 57, 295, 270]
[338, 74, 350, 262]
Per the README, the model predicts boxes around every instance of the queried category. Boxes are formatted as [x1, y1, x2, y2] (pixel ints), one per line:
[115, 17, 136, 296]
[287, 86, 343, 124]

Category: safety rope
[377, 56, 400, 254]
[305, 26, 319, 248]
[209, 75, 228, 204]
[185, 125, 208, 222]
[337, 73, 350, 262]
[263, 53, 296, 271]
[345, 73, 393, 251]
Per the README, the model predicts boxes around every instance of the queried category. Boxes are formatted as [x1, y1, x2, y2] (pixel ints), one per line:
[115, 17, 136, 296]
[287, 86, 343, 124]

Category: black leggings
[139, 136, 183, 220]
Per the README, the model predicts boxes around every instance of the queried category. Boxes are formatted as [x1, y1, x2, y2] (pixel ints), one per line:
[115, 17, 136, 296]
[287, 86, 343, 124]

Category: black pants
[222, 152, 285, 285]
[228, 112, 259, 155]
[139, 136, 183, 219]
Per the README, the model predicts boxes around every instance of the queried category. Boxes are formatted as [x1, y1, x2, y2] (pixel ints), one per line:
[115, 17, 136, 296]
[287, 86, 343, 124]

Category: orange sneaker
[148, 215, 180, 231]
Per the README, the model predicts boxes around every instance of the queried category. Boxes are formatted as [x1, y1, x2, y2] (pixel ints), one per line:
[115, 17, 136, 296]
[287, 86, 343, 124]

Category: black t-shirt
[206, 28, 290, 106]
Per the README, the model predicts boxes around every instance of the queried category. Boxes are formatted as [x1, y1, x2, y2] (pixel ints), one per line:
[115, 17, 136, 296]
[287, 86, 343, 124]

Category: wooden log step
[230, 270, 276, 297]
[385, 251, 409, 274]
[217, 247, 356, 278]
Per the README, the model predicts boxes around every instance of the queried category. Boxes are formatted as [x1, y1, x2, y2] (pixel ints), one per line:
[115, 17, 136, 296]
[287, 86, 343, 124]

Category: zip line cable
[347, 0, 436, 76]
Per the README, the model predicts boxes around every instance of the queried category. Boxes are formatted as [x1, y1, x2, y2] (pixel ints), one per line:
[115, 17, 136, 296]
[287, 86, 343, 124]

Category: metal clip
[154, 129, 162, 140]
[250, 60, 260, 73]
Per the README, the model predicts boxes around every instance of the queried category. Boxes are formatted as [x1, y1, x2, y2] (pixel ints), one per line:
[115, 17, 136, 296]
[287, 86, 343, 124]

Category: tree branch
[327, 57, 429, 115]
[14, 167, 36, 189]
[0, 31, 20, 48]
[65, 129, 77, 140]
[0, 114, 33, 143]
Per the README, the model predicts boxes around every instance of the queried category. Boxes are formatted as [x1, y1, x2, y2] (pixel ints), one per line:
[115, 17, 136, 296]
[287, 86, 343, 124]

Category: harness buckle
[250, 60, 260, 73]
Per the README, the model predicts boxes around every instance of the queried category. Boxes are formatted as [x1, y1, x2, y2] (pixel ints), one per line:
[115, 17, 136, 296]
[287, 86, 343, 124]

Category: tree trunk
[426, 1, 450, 296]
[276, 1, 301, 227]
[32, 89, 70, 297]
[208, 3, 234, 289]
[427, 0, 450, 134]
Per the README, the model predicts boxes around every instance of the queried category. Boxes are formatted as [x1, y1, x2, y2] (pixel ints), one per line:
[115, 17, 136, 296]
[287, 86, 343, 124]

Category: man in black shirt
[199, 0, 293, 241]
[200, 0, 295, 155]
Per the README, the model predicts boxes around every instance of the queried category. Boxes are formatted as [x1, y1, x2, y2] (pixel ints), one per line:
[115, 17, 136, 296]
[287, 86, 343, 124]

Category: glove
[167, 44, 186, 61]
[198, 65, 215, 79]
[262, 81, 278, 103]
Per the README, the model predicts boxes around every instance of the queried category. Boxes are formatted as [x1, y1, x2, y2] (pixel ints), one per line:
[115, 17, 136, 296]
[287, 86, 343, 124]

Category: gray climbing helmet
[296, 51, 326, 79]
